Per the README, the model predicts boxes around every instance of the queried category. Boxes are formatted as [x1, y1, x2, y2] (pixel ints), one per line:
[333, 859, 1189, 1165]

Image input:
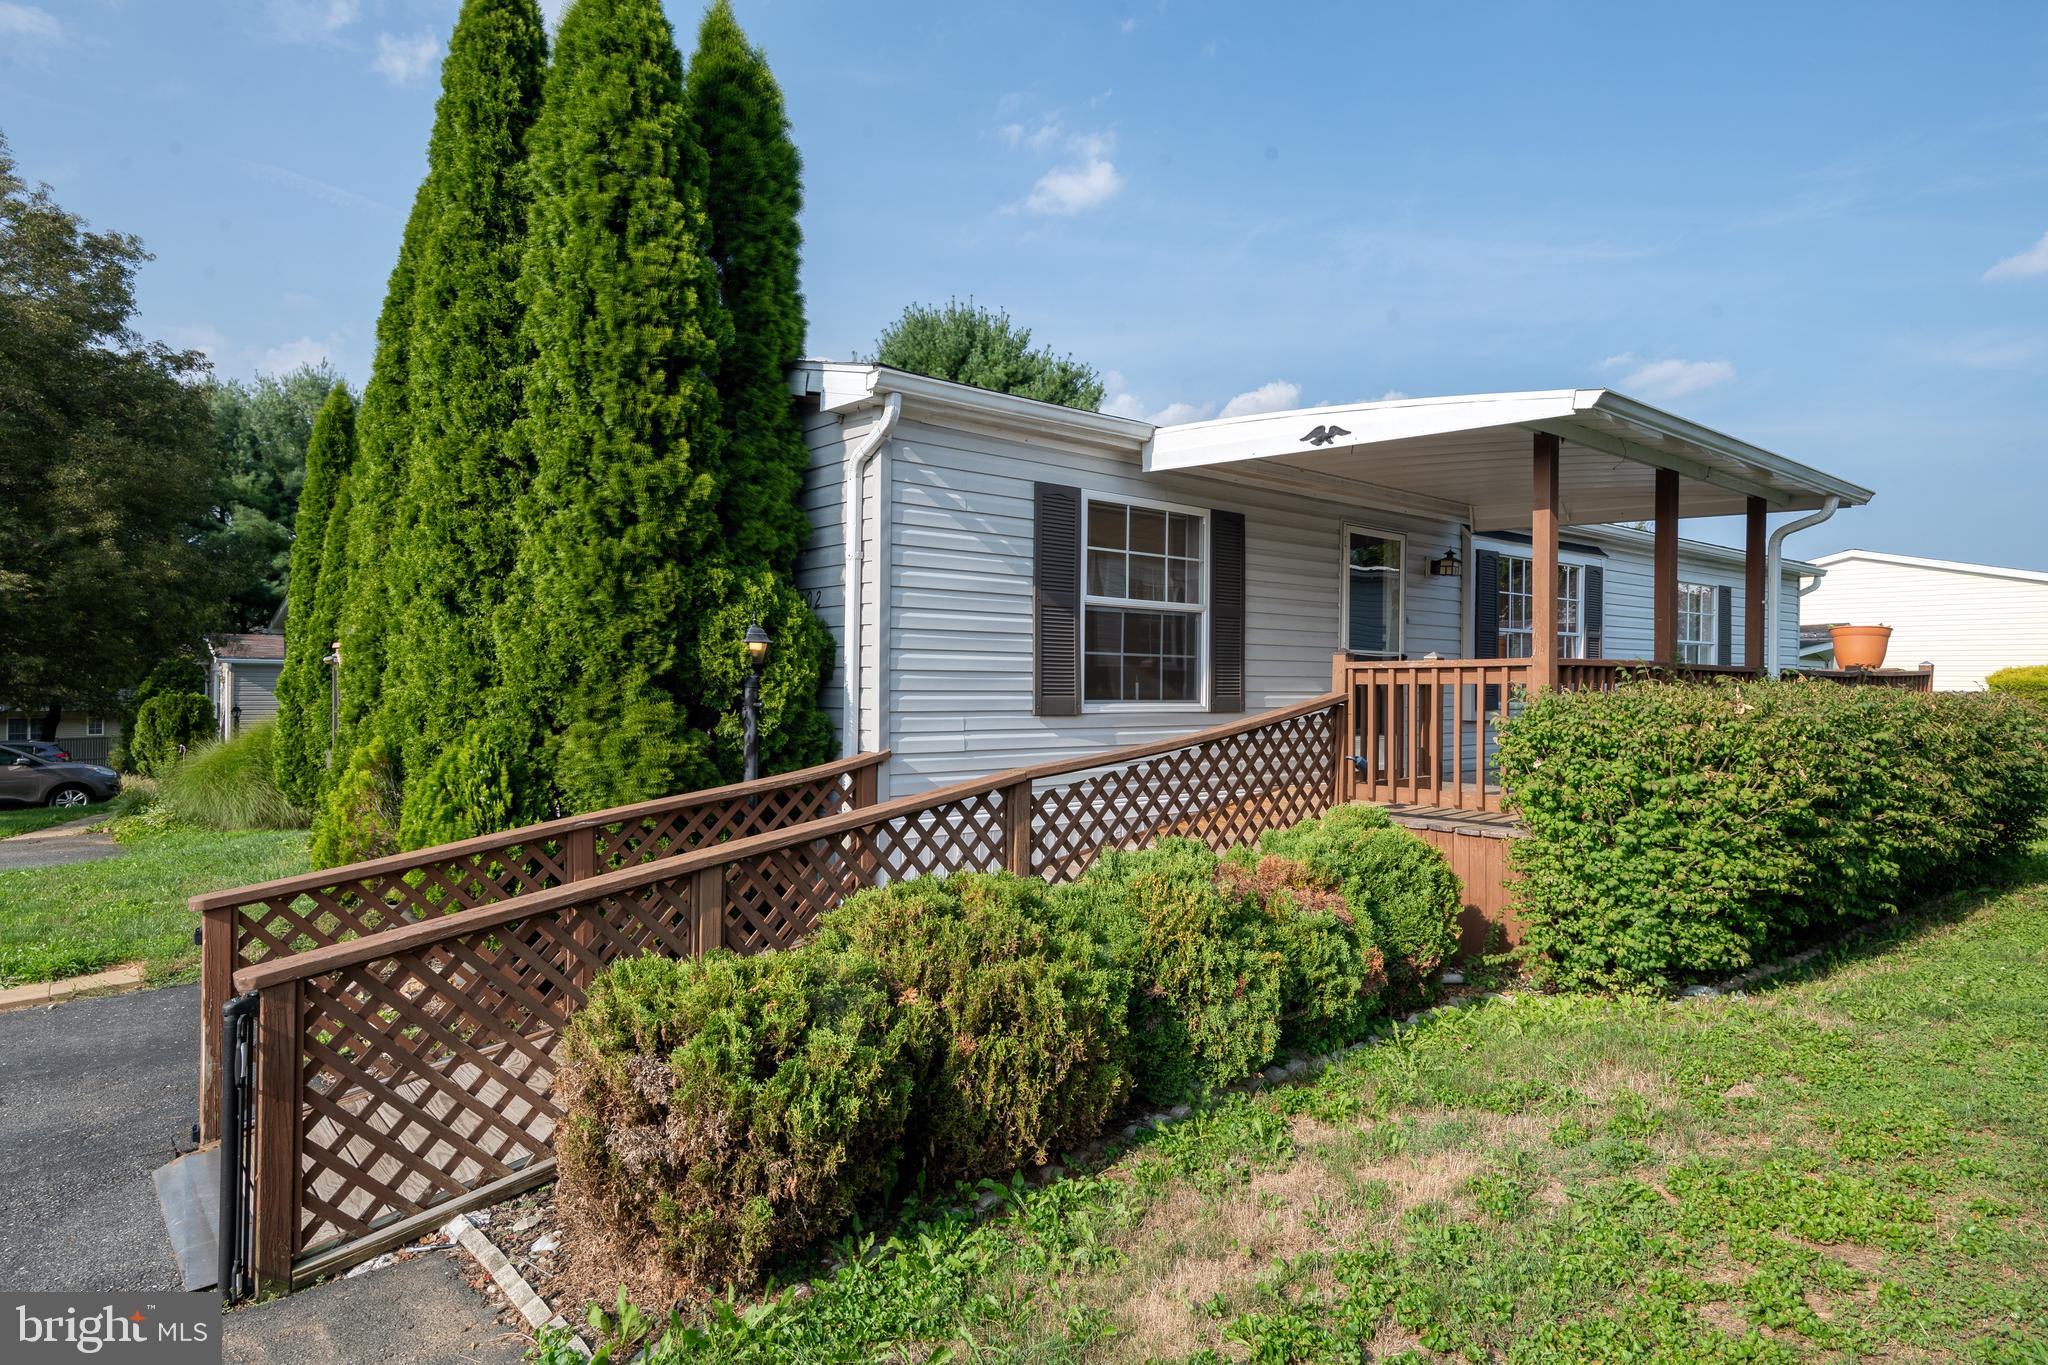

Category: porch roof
[1144, 389, 1874, 531]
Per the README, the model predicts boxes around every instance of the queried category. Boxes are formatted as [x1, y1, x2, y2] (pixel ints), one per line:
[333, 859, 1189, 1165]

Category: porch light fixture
[1428, 548, 1462, 578]
[740, 620, 774, 782]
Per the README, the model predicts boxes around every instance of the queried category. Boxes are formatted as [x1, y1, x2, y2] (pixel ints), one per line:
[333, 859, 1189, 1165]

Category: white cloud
[1984, 229, 2048, 282]
[0, 3, 62, 45]
[1377, 389, 1409, 401]
[259, 336, 336, 373]
[371, 31, 442, 85]
[164, 324, 230, 364]
[999, 117, 1064, 153]
[1604, 356, 1737, 401]
[1025, 157, 1123, 215]
[1119, 16, 1137, 32]
[1218, 380, 1302, 418]
[267, 0, 358, 42]
[1101, 378, 1309, 426]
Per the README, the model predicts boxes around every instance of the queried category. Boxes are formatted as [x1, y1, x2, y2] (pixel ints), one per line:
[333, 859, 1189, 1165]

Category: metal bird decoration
[1301, 424, 1351, 447]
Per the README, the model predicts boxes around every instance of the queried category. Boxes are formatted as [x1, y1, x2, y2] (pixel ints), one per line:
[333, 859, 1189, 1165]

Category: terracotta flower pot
[1830, 624, 1892, 670]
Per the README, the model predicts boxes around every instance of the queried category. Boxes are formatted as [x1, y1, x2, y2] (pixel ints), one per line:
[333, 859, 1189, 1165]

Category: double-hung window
[1343, 529, 1404, 658]
[1677, 582, 1717, 664]
[1083, 497, 1205, 703]
[87, 717, 105, 737]
[4, 719, 25, 743]
[1496, 555, 1585, 659]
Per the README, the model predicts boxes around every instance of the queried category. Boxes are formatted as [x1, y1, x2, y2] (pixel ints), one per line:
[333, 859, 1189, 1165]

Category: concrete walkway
[222, 1253, 531, 1364]
[0, 815, 121, 872]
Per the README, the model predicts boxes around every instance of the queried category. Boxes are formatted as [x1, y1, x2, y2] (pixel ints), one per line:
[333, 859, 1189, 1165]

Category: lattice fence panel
[234, 841, 574, 970]
[293, 877, 697, 1255]
[599, 772, 856, 866]
[1033, 704, 1338, 880]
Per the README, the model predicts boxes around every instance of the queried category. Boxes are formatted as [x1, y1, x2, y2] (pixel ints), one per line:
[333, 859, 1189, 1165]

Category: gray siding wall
[794, 408, 858, 741]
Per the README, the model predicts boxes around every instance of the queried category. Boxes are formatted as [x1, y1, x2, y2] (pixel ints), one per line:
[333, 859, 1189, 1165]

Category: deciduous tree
[870, 299, 1105, 410]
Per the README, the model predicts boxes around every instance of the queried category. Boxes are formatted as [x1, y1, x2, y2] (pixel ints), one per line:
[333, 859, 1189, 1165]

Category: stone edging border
[0, 963, 146, 1013]
[441, 1212, 587, 1359]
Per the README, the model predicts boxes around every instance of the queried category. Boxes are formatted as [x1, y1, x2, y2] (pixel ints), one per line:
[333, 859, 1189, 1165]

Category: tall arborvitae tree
[272, 383, 356, 806]
[682, 0, 835, 780]
[381, 0, 548, 848]
[495, 0, 733, 815]
[685, 0, 808, 576]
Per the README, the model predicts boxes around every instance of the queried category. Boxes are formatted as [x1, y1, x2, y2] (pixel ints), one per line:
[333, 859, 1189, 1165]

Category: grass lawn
[571, 858, 2048, 1363]
[0, 827, 308, 987]
[0, 802, 111, 839]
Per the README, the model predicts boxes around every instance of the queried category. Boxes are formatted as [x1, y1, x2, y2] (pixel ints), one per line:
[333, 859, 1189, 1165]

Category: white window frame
[87, 716, 105, 736]
[1677, 581, 1718, 665]
[4, 718, 26, 743]
[1489, 546, 1597, 660]
[1080, 490, 1210, 712]
[1339, 524, 1406, 659]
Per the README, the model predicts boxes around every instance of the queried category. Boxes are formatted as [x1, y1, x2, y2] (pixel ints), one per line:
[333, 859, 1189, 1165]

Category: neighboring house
[205, 632, 286, 739]
[791, 365, 1868, 797]
[0, 707, 119, 765]
[1800, 549, 2048, 691]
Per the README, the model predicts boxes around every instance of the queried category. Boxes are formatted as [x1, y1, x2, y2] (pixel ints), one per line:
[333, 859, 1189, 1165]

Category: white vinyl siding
[794, 406, 861, 742]
[1801, 555, 2048, 691]
[838, 416, 1465, 795]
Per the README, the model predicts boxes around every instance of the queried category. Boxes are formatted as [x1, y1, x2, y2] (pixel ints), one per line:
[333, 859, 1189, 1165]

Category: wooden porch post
[1532, 433, 1560, 691]
[1653, 468, 1679, 662]
[1744, 496, 1767, 671]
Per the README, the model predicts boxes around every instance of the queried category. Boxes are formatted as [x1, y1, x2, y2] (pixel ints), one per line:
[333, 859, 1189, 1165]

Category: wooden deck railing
[191, 752, 886, 1142]
[224, 696, 1343, 1288]
[1335, 656, 1770, 814]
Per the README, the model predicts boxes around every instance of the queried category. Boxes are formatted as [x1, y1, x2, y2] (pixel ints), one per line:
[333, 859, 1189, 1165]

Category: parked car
[8, 739, 72, 763]
[0, 743, 121, 808]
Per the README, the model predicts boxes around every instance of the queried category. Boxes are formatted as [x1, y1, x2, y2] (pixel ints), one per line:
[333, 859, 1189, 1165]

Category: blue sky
[5, 0, 2045, 564]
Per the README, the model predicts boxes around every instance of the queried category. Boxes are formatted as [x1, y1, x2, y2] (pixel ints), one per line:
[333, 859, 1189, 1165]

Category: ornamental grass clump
[556, 946, 926, 1291]
[1495, 677, 2048, 993]
[814, 873, 1131, 1181]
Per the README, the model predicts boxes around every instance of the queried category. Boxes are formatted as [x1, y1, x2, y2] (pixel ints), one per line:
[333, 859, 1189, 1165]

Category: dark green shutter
[1718, 584, 1734, 665]
[1033, 483, 1081, 717]
[1210, 510, 1246, 712]
[1472, 548, 1501, 659]
[1583, 564, 1605, 659]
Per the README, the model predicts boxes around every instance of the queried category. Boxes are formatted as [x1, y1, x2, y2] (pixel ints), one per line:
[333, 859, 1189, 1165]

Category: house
[1799, 549, 2048, 690]
[790, 365, 1870, 798]
[205, 632, 286, 740]
[0, 707, 118, 765]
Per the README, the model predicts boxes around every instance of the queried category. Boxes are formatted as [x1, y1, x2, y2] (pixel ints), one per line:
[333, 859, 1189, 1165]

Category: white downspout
[839, 392, 903, 759]
[1764, 495, 1838, 675]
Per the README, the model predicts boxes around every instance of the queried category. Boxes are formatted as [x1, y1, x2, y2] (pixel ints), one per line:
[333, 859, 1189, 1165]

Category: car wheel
[46, 785, 92, 809]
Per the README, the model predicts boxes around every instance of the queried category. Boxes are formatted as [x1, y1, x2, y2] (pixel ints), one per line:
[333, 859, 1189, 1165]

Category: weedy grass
[0, 803, 112, 839]
[540, 849, 2048, 1364]
[0, 825, 308, 985]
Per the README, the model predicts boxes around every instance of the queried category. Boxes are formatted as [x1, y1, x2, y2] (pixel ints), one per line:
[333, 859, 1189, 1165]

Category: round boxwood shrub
[1217, 851, 1387, 1052]
[556, 945, 927, 1290]
[1252, 803, 1463, 998]
[814, 871, 1131, 1180]
[1987, 665, 2048, 708]
[1055, 838, 1285, 1105]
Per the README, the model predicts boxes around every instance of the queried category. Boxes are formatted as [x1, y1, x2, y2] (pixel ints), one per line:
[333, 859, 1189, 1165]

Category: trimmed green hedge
[1988, 665, 2048, 708]
[129, 691, 212, 778]
[555, 808, 1456, 1290]
[1495, 677, 2048, 992]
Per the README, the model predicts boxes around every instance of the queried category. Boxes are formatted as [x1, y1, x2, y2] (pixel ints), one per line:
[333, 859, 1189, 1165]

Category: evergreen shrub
[129, 692, 213, 778]
[1495, 677, 2048, 992]
[310, 734, 402, 866]
[556, 946, 925, 1290]
[1251, 803, 1464, 1000]
[815, 873, 1130, 1180]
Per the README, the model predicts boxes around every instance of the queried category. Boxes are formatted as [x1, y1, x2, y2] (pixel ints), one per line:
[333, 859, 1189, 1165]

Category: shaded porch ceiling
[1142, 389, 1875, 531]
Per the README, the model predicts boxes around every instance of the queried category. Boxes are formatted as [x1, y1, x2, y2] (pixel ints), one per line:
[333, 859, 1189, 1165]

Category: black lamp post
[740, 620, 773, 782]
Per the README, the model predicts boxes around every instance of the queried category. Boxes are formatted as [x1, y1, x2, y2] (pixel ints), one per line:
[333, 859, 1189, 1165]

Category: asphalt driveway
[0, 819, 121, 872]
[0, 982, 194, 1291]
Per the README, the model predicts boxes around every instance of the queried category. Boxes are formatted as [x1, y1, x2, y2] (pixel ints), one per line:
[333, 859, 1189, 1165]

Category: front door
[1343, 528, 1404, 658]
